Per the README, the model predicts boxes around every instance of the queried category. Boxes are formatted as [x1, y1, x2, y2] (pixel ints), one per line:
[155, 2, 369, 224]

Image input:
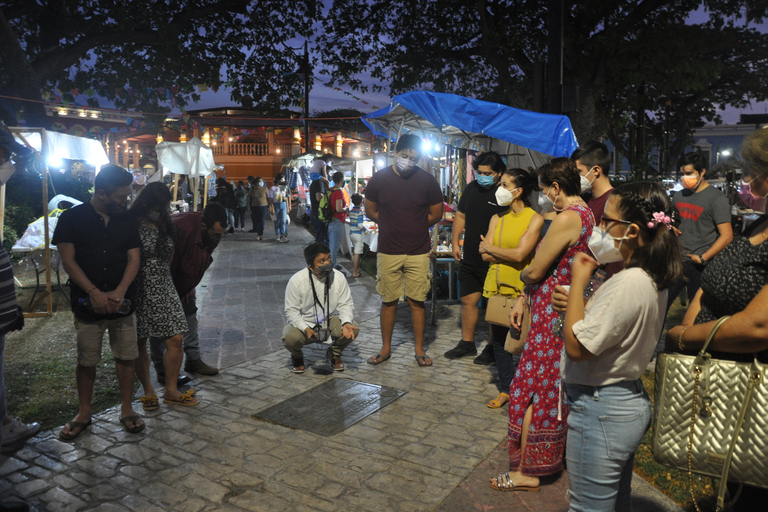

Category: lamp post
[717, 148, 732, 164]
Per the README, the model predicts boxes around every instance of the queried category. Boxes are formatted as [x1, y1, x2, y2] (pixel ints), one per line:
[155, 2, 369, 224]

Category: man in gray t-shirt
[669, 152, 733, 306]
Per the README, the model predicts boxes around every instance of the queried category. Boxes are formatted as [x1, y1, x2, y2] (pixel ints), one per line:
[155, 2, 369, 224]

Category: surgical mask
[315, 262, 333, 277]
[538, 186, 559, 213]
[495, 187, 516, 206]
[476, 174, 496, 188]
[588, 226, 629, 264]
[396, 157, 416, 173]
[580, 168, 596, 193]
[739, 173, 768, 212]
[681, 174, 701, 190]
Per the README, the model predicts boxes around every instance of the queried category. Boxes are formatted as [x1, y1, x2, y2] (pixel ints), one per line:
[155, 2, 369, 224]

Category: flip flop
[119, 415, 146, 434]
[415, 355, 433, 367]
[367, 353, 391, 365]
[163, 389, 199, 406]
[58, 419, 92, 442]
[140, 394, 159, 411]
[489, 473, 540, 492]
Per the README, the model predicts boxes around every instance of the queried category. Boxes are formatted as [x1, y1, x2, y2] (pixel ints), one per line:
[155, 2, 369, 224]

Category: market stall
[6, 128, 110, 316]
[155, 136, 215, 211]
[361, 91, 579, 322]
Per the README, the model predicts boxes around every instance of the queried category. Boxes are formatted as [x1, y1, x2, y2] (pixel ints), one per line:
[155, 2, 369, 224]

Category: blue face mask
[476, 174, 496, 188]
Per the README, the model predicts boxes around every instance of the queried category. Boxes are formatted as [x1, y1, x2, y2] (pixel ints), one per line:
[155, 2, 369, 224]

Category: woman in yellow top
[479, 168, 544, 408]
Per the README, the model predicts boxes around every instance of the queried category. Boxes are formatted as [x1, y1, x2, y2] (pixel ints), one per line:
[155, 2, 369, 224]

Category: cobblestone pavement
[0, 221, 682, 511]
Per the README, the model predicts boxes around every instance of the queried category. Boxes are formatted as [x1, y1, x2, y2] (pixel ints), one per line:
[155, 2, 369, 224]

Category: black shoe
[156, 374, 192, 387]
[248, 229, 257, 233]
[227, 227, 235, 233]
[473, 344, 496, 365]
[444, 340, 477, 359]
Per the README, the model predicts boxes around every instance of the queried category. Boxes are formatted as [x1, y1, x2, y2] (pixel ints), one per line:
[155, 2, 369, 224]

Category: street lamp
[717, 148, 732, 164]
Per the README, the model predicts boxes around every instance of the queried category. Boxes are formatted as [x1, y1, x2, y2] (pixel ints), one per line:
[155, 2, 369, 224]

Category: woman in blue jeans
[552, 182, 681, 511]
[268, 174, 291, 242]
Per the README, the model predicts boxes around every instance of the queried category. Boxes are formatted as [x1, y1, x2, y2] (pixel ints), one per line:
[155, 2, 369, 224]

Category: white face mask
[588, 226, 630, 264]
[396, 156, 416, 174]
[495, 187, 516, 206]
[538, 186, 559, 213]
[580, 167, 596, 193]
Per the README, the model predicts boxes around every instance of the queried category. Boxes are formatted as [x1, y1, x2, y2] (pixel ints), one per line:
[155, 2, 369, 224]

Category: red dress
[507, 204, 594, 476]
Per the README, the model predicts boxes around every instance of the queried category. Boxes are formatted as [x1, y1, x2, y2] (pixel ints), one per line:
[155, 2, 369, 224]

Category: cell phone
[509, 324, 521, 340]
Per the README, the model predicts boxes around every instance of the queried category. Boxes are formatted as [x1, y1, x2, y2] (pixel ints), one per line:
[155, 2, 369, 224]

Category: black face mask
[201, 228, 222, 249]
[314, 262, 333, 277]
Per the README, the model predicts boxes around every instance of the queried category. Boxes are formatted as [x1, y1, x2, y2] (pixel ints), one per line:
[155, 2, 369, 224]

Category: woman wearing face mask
[666, 130, 768, 511]
[129, 183, 198, 409]
[268, 173, 291, 242]
[561, 182, 682, 511]
[478, 169, 543, 408]
[490, 157, 593, 493]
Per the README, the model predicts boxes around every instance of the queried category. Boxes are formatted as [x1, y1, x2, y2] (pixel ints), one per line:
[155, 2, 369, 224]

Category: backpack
[317, 190, 333, 223]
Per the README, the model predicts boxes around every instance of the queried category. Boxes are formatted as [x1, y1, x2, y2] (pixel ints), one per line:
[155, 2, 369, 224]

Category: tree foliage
[318, 0, 768, 172]
[0, 0, 318, 127]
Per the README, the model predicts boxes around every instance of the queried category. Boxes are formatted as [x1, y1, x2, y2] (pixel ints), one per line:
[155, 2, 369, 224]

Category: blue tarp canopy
[362, 91, 579, 168]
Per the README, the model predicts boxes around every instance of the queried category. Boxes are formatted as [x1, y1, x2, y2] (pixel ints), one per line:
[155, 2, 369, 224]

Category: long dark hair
[612, 182, 682, 290]
[129, 182, 177, 247]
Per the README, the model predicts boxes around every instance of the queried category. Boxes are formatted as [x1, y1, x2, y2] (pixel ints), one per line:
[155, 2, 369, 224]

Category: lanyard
[307, 268, 330, 328]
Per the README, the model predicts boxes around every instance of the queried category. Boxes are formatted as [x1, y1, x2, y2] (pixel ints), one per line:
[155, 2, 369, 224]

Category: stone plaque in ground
[252, 378, 406, 436]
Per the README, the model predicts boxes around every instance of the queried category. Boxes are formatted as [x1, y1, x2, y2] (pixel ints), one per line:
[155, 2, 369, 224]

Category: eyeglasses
[601, 215, 631, 225]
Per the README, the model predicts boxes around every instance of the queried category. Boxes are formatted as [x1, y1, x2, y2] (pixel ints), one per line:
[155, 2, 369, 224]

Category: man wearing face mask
[149, 202, 228, 384]
[283, 243, 359, 373]
[571, 141, 614, 221]
[365, 133, 444, 367]
[444, 152, 508, 363]
[668, 151, 733, 307]
[53, 164, 144, 439]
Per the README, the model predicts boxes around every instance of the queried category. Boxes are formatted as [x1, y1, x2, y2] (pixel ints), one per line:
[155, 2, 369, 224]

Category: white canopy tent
[7, 127, 110, 316]
[154, 136, 215, 210]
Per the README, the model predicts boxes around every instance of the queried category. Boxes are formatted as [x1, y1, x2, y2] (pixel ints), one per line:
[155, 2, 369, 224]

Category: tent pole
[203, 175, 209, 208]
[192, 177, 199, 212]
[42, 162, 52, 316]
[0, 184, 5, 243]
[172, 173, 179, 202]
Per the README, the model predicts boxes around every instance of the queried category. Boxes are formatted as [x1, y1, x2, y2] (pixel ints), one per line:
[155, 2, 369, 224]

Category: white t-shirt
[562, 267, 668, 386]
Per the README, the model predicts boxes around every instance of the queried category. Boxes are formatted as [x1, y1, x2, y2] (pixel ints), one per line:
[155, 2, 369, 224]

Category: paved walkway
[0, 222, 683, 511]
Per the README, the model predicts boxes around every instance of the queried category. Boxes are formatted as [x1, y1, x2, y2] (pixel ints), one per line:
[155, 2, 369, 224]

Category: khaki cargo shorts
[376, 252, 431, 303]
[75, 314, 138, 366]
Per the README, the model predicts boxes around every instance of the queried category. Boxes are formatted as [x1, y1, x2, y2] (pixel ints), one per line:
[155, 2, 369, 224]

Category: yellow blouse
[483, 207, 536, 298]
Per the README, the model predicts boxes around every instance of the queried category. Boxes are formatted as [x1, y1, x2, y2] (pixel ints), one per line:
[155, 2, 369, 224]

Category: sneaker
[184, 358, 220, 375]
[1, 417, 41, 446]
[444, 340, 477, 359]
[473, 343, 496, 365]
[279, 236, 290, 243]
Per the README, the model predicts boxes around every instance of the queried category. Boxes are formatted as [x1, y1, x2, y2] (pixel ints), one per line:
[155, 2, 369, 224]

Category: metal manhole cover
[252, 379, 406, 436]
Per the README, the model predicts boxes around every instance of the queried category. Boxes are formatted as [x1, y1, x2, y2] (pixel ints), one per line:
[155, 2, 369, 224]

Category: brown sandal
[140, 395, 159, 411]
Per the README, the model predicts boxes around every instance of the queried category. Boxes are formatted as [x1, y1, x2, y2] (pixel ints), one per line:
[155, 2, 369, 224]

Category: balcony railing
[211, 143, 296, 157]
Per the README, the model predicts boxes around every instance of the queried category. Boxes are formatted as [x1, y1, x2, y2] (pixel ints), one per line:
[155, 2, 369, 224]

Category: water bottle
[79, 296, 131, 315]
[552, 268, 607, 337]
[459, 230, 465, 259]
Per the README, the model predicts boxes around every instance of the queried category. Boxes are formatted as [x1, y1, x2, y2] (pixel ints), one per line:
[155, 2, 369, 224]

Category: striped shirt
[348, 206, 363, 235]
[0, 247, 19, 333]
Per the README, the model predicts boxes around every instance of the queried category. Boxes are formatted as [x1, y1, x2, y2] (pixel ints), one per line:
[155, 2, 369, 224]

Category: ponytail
[612, 182, 682, 290]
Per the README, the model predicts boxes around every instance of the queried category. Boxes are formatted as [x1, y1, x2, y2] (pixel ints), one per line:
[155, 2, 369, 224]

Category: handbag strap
[494, 214, 522, 296]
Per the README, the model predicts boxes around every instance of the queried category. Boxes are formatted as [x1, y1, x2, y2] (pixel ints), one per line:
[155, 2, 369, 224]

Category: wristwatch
[699, 255, 708, 267]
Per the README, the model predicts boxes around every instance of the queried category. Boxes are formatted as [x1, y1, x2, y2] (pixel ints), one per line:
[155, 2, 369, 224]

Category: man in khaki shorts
[53, 164, 144, 440]
[364, 134, 443, 367]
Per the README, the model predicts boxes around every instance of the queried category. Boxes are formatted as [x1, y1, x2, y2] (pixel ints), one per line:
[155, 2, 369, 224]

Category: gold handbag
[503, 293, 531, 355]
[653, 316, 768, 511]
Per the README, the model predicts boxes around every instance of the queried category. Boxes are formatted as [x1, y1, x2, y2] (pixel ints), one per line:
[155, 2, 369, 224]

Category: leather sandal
[487, 392, 509, 409]
[489, 473, 540, 492]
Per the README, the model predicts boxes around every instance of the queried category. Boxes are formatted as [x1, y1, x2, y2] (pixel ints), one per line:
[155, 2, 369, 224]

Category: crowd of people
[3, 126, 768, 511]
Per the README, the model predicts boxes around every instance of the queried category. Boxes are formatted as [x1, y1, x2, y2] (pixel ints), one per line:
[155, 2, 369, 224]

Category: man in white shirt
[283, 243, 359, 373]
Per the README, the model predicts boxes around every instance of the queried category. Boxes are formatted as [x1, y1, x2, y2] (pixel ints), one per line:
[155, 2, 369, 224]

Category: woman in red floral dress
[490, 157, 594, 492]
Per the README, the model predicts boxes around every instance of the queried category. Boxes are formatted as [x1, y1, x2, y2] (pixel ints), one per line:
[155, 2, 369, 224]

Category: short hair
[570, 141, 611, 172]
[472, 152, 506, 174]
[332, 171, 344, 184]
[202, 201, 228, 228]
[537, 157, 581, 197]
[95, 164, 133, 195]
[237, 180, 244, 187]
[304, 242, 331, 266]
[351, 193, 363, 206]
[395, 133, 422, 154]
[680, 151, 707, 173]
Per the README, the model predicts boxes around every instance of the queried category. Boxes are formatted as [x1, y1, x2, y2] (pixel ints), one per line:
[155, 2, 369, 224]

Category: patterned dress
[135, 223, 188, 339]
[507, 204, 594, 475]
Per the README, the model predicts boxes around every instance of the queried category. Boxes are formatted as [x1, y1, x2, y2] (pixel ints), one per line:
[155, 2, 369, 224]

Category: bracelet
[678, 326, 690, 351]
[86, 286, 97, 294]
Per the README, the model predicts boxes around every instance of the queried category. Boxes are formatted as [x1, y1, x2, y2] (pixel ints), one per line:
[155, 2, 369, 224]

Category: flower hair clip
[648, 212, 672, 230]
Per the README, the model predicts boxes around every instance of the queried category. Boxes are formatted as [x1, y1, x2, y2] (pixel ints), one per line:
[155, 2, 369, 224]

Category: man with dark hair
[444, 152, 507, 363]
[150, 202, 228, 382]
[309, 158, 330, 243]
[364, 133, 443, 367]
[282, 243, 359, 373]
[53, 164, 145, 440]
[571, 141, 614, 221]
[668, 151, 733, 305]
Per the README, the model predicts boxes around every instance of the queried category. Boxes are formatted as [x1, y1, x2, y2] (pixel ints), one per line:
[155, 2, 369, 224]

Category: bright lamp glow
[421, 140, 432, 152]
[721, 149, 732, 157]
[47, 157, 63, 169]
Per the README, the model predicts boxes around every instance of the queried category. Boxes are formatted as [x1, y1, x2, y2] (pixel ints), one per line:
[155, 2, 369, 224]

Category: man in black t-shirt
[309, 158, 329, 243]
[445, 152, 508, 363]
